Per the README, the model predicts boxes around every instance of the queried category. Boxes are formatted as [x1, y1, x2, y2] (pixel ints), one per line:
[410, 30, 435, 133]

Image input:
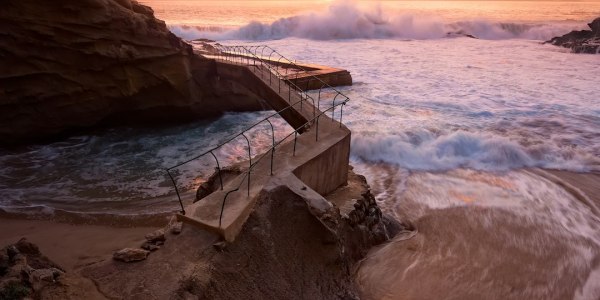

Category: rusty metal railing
[166, 45, 350, 225]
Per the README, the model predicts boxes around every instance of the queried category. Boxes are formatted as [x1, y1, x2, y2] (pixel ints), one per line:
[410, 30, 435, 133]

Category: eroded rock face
[547, 17, 600, 54]
[0, 238, 64, 299]
[0, 0, 264, 144]
[179, 184, 398, 299]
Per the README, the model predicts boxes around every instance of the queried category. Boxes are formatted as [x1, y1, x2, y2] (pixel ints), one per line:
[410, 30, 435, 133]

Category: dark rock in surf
[546, 17, 600, 54]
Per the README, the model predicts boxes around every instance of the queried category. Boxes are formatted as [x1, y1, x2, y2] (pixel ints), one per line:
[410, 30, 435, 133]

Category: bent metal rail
[165, 45, 350, 226]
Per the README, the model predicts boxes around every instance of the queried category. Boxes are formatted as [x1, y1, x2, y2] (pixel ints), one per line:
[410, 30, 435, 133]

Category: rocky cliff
[0, 0, 263, 144]
[546, 17, 600, 54]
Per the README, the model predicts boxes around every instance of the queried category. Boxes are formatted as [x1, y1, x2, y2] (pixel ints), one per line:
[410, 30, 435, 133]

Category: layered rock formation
[0, 239, 64, 299]
[546, 17, 600, 54]
[81, 170, 404, 299]
[0, 0, 264, 144]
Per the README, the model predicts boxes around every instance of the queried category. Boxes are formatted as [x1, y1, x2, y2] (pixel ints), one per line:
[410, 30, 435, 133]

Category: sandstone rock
[212, 241, 227, 252]
[195, 166, 243, 202]
[113, 248, 149, 262]
[29, 269, 55, 291]
[546, 17, 600, 54]
[0, 0, 264, 145]
[170, 222, 183, 235]
[6, 246, 19, 259]
[145, 229, 166, 243]
[15, 238, 41, 256]
[141, 242, 160, 252]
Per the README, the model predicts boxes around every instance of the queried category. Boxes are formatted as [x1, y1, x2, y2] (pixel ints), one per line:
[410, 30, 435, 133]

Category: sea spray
[350, 130, 593, 171]
[169, 0, 585, 41]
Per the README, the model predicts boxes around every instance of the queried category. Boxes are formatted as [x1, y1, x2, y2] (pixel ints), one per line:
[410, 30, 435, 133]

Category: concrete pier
[177, 52, 352, 242]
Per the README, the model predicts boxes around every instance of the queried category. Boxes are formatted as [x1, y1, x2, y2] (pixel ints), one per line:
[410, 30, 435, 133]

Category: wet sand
[0, 218, 159, 271]
[356, 168, 600, 300]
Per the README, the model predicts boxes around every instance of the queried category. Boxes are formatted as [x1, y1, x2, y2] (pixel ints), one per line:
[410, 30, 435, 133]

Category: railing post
[315, 115, 320, 141]
[266, 119, 275, 175]
[340, 102, 345, 127]
[293, 131, 298, 156]
[166, 169, 186, 215]
[332, 93, 342, 122]
[209, 151, 224, 190]
[241, 133, 252, 197]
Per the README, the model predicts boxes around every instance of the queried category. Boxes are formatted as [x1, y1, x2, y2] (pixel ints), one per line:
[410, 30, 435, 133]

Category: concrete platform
[178, 58, 351, 242]
[192, 43, 352, 91]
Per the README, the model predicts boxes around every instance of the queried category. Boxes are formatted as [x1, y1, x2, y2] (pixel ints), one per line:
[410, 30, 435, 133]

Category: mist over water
[168, 0, 593, 41]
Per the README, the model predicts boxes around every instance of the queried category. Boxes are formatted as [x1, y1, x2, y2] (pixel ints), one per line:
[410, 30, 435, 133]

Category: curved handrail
[167, 44, 351, 221]
[217, 100, 348, 226]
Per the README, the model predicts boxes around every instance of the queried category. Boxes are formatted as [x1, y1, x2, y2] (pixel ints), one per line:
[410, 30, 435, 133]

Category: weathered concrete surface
[193, 42, 353, 91]
[284, 62, 353, 91]
[179, 59, 351, 242]
[293, 132, 351, 195]
[83, 170, 398, 299]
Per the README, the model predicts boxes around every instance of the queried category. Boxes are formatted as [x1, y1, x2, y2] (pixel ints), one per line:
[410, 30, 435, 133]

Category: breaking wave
[169, 0, 583, 41]
[351, 131, 595, 172]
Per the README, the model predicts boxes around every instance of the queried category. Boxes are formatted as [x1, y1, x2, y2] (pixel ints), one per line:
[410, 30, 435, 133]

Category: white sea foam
[169, 0, 584, 41]
[351, 131, 592, 172]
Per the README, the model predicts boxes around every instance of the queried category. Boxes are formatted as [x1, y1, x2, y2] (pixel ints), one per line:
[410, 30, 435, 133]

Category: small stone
[170, 222, 183, 235]
[49, 267, 64, 279]
[29, 269, 55, 291]
[213, 241, 227, 251]
[141, 242, 160, 252]
[145, 229, 166, 243]
[113, 248, 149, 262]
[15, 238, 41, 255]
[7, 245, 19, 259]
[167, 215, 178, 227]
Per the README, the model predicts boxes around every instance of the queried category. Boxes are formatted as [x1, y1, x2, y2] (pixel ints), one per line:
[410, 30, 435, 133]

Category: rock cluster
[0, 239, 64, 299]
[546, 17, 600, 54]
[113, 216, 183, 262]
[348, 190, 384, 228]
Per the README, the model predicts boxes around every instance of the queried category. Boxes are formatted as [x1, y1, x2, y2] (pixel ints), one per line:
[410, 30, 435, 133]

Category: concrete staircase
[174, 48, 351, 242]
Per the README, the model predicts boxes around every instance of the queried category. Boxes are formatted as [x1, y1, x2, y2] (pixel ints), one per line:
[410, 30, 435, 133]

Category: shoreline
[0, 218, 160, 272]
[2, 168, 597, 271]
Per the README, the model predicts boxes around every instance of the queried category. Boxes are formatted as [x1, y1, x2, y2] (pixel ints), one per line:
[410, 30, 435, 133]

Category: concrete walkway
[178, 58, 351, 242]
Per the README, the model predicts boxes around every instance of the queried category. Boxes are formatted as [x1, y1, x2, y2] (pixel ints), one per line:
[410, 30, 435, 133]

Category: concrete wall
[215, 62, 311, 130]
[292, 130, 351, 196]
[289, 71, 353, 91]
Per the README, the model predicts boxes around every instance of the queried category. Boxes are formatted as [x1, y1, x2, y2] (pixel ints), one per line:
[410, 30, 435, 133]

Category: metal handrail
[214, 45, 351, 121]
[217, 100, 348, 226]
[213, 45, 317, 106]
[166, 45, 351, 223]
[166, 96, 310, 213]
[218, 44, 350, 100]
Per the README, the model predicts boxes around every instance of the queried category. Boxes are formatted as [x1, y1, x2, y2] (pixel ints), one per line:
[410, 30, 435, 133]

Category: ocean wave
[169, 0, 583, 41]
[351, 130, 593, 172]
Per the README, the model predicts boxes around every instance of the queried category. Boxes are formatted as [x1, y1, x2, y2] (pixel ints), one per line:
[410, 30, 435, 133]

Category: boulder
[141, 242, 160, 252]
[113, 248, 149, 262]
[145, 229, 166, 243]
[170, 222, 183, 235]
[546, 17, 600, 54]
[29, 269, 55, 291]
